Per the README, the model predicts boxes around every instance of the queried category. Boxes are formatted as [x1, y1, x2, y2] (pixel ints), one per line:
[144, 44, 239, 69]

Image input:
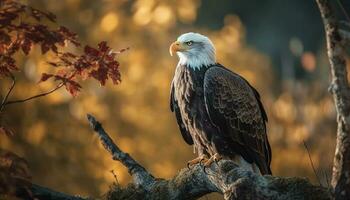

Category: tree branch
[4, 82, 64, 106]
[86, 114, 156, 190]
[86, 114, 331, 200]
[14, 179, 86, 200]
[339, 29, 350, 45]
[335, 0, 350, 23]
[0, 73, 16, 112]
[316, 0, 350, 199]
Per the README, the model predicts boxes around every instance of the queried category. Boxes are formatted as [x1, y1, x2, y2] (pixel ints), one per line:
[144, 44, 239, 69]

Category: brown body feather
[170, 63, 271, 175]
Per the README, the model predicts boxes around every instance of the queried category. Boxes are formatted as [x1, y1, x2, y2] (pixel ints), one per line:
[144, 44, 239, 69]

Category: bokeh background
[1, 0, 350, 199]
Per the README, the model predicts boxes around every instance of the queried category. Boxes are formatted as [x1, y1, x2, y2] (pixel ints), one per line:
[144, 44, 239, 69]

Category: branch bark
[86, 114, 156, 190]
[86, 114, 331, 200]
[14, 180, 85, 200]
[316, 1, 350, 199]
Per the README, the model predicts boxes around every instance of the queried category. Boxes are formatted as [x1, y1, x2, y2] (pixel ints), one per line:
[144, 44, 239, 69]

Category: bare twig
[0, 73, 16, 112]
[4, 82, 64, 106]
[303, 140, 322, 186]
[339, 29, 350, 44]
[86, 114, 156, 190]
[110, 169, 119, 185]
[323, 168, 330, 188]
[339, 21, 350, 30]
[336, 0, 350, 23]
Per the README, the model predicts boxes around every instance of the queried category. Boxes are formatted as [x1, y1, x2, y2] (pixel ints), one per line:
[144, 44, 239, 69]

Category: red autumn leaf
[109, 70, 121, 84]
[29, 6, 56, 22]
[0, 127, 14, 137]
[0, 0, 126, 100]
[0, 31, 11, 45]
[2, 57, 18, 71]
[108, 62, 121, 84]
[105, 53, 115, 62]
[58, 26, 76, 39]
[21, 39, 32, 55]
[39, 73, 53, 82]
[64, 80, 81, 96]
[30, 7, 42, 21]
[55, 69, 68, 77]
[62, 52, 77, 58]
[84, 45, 100, 58]
[90, 66, 108, 86]
[0, 149, 31, 180]
[50, 44, 58, 53]
[98, 41, 109, 52]
[44, 11, 56, 22]
[47, 61, 58, 67]
[0, 66, 11, 77]
[40, 43, 50, 54]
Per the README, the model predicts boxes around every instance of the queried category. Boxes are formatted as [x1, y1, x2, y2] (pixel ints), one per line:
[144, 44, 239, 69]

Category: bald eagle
[169, 32, 272, 175]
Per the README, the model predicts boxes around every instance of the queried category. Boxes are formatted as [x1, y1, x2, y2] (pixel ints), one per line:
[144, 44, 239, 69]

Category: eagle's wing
[203, 66, 271, 174]
[170, 80, 194, 145]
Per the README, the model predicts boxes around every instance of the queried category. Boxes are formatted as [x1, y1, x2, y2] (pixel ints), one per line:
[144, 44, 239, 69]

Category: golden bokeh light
[100, 12, 119, 33]
[153, 5, 174, 26]
[176, 0, 199, 23]
[301, 52, 317, 72]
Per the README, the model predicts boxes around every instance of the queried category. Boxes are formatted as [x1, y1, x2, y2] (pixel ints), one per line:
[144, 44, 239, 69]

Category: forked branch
[86, 114, 156, 190]
[0, 73, 16, 112]
[85, 114, 331, 200]
[3, 82, 64, 107]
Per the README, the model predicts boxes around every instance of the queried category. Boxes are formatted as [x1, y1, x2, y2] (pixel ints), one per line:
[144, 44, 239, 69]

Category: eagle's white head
[169, 32, 216, 70]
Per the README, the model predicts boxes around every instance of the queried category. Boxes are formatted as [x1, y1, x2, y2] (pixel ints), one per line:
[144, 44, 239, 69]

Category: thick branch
[86, 114, 156, 190]
[86, 114, 331, 200]
[15, 180, 85, 200]
[316, 0, 350, 199]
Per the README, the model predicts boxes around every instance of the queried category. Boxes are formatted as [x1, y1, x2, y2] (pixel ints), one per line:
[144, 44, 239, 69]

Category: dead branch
[86, 114, 156, 190]
[14, 180, 86, 200]
[86, 114, 331, 200]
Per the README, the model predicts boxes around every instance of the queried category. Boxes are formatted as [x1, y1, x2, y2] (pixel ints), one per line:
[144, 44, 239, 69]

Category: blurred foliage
[0, 0, 341, 199]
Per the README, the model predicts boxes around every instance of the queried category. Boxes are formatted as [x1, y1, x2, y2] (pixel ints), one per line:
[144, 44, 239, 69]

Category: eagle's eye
[185, 41, 193, 46]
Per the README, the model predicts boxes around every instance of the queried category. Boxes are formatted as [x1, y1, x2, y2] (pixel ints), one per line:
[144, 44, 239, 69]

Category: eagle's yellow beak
[169, 41, 187, 56]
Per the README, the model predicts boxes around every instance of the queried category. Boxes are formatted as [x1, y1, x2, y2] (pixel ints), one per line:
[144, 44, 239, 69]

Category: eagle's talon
[187, 162, 192, 170]
[187, 155, 208, 169]
[203, 153, 222, 168]
[203, 165, 209, 174]
[199, 157, 208, 165]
